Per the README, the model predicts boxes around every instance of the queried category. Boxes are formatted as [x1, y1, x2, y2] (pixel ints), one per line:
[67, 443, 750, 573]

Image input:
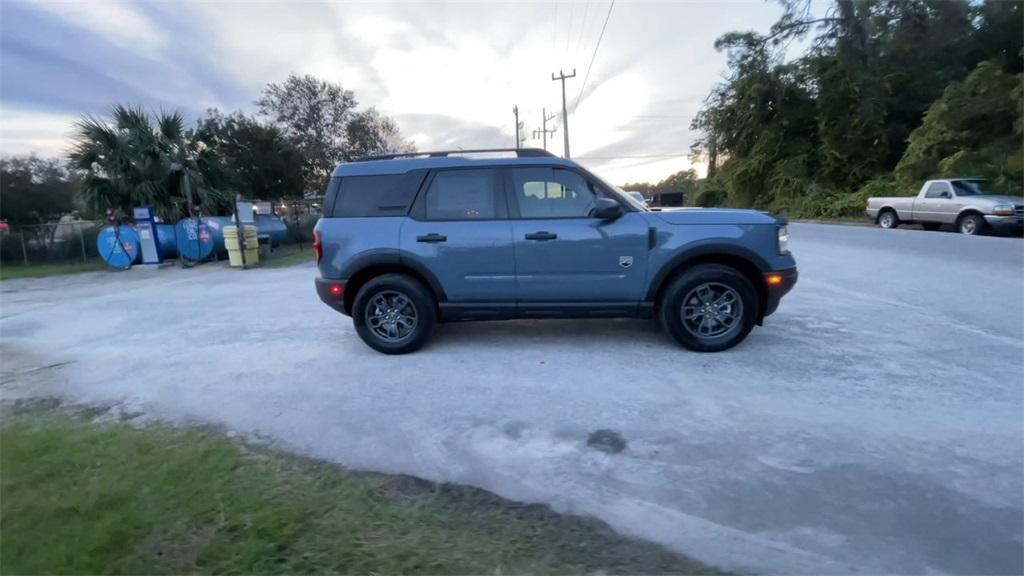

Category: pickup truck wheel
[878, 210, 898, 229]
[659, 264, 757, 352]
[352, 274, 436, 354]
[958, 214, 986, 236]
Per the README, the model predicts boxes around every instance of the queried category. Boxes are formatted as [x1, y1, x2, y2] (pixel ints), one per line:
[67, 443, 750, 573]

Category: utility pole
[532, 108, 557, 151]
[551, 69, 576, 158]
[509, 104, 520, 147]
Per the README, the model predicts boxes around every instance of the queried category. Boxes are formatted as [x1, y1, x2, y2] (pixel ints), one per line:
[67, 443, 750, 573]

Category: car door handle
[416, 233, 447, 243]
[525, 232, 557, 241]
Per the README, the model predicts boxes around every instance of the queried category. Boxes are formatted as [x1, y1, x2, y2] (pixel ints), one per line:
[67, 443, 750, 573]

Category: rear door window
[331, 173, 423, 217]
[423, 169, 500, 220]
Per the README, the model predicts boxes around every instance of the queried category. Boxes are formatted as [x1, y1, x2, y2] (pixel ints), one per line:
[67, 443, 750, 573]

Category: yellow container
[224, 225, 259, 267]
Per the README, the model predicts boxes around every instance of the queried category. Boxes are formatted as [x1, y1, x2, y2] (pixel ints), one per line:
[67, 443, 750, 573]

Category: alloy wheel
[680, 282, 744, 339]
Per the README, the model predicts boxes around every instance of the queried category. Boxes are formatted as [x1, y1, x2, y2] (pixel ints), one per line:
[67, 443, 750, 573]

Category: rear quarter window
[331, 172, 425, 218]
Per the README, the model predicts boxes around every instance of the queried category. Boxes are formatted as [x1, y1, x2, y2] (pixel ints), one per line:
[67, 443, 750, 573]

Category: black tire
[658, 264, 758, 352]
[352, 274, 436, 354]
[878, 210, 899, 229]
[921, 223, 941, 231]
[958, 213, 986, 236]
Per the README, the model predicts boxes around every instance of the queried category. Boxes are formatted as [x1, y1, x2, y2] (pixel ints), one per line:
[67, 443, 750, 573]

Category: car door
[400, 167, 516, 307]
[917, 182, 956, 223]
[505, 166, 649, 305]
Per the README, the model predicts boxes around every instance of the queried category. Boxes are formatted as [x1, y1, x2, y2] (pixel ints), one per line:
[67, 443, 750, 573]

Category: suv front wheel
[352, 274, 436, 354]
[659, 264, 758, 352]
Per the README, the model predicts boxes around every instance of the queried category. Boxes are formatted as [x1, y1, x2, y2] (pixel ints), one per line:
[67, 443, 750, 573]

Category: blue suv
[314, 149, 797, 354]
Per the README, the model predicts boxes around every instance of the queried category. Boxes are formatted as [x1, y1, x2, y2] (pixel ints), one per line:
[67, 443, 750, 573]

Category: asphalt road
[2, 223, 1022, 575]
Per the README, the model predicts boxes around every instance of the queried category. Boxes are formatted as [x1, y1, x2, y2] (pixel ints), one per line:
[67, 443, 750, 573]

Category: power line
[575, 154, 689, 160]
[632, 115, 695, 119]
[573, 0, 591, 65]
[564, 1, 575, 62]
[574, 0, 615, 113]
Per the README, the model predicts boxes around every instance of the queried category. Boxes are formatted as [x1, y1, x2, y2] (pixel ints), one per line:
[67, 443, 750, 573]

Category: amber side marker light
[765, 273, 783, 286]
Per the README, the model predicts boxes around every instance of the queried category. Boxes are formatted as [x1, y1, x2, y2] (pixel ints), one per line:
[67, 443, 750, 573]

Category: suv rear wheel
[352, 274, 436, 354]
[659, 264, 757, 352]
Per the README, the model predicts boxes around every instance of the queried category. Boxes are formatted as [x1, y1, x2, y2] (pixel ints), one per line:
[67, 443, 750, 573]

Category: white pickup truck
[866, 179, 1023, 235]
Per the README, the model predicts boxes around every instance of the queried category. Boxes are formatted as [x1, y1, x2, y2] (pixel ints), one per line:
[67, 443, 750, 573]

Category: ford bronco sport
[314, 148, 797, 354]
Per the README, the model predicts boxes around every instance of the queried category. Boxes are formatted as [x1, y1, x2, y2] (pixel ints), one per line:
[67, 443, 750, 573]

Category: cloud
[0, 106, 79, 157]
[27, 0, 168, 57]
[2, 0, 788, 184]
[394, 113, 511, 150]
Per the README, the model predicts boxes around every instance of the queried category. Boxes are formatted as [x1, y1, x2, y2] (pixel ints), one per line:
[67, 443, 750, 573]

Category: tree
[344, 108, 415, 161]
[257, 75, 357, 193]
[0, 156, 79, 226]
[622, 169, 698, 205]
[193, 109, 305, 200]
[691, 0, 1023, 217]
[257, 74, 415, 192]
[68, 105, 228, 219]
[895, 61, 1022, 193]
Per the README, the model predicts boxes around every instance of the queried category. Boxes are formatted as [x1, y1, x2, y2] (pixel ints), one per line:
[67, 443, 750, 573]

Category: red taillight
[313, 231, 322, 264]
[329, 283, 343, 296]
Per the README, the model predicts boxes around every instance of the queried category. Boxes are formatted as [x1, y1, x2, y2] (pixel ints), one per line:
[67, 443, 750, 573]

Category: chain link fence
[1, 220, 106, 266]
[1, 202, 322, 269]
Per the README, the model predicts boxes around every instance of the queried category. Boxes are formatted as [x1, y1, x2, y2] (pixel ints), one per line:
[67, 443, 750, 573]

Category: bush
[693, 186, 727, 207]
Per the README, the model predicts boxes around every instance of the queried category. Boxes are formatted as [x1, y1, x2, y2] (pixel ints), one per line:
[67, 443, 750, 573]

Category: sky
[0, 0, 792, 185]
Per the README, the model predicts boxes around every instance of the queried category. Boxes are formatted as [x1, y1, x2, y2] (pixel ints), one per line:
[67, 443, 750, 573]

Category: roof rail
[355, 148, 556, 162]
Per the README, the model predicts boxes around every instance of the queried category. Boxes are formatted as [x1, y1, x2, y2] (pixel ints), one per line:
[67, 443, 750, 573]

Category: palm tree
[69, 105, 228, 220]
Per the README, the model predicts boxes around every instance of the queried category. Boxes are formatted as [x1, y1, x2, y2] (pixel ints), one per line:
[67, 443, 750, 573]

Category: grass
[260, 244, 315, 269]
[0, 400, 718, 575]
[0, 260, 107, 280]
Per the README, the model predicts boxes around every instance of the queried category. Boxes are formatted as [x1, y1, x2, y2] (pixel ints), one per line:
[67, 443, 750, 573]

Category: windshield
[627, 191, 647, 204]
[586, 170, 650, 211]
[950, 180, 995, 196]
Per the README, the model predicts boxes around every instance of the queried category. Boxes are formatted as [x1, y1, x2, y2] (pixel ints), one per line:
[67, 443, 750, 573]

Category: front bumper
[984, 214, 1023, 234]
[315, 277, 349, 315]
[763, 267, 798, 318]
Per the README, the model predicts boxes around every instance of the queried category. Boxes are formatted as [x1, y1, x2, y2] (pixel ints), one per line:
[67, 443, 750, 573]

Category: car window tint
[511, 168, 597, 218]
[333, 174, 415, 217]
[425, 169, 496, 220]
[924, 182, 950, 198]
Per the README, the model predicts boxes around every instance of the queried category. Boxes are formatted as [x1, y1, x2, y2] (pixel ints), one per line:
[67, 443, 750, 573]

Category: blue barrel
[97, 225, 141, 268]
[175, 217, 232, 261]
[255, 214, 289, 246]
[153, 223, 178, 259]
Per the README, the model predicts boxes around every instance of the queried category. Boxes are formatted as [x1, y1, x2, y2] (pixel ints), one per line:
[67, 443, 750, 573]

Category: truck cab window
[924, 182, 951, 199]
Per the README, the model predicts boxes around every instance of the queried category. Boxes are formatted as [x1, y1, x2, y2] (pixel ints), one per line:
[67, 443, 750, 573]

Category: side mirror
[591, 197, 623, 220]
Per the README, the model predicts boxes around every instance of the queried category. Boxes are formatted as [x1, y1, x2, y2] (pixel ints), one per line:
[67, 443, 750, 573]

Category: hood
[973, 195, 1024, 205]
[651, 207, 781, 226]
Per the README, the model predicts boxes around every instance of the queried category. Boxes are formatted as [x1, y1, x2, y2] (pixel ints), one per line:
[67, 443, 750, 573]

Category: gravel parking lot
[2, 223, 1022, 575]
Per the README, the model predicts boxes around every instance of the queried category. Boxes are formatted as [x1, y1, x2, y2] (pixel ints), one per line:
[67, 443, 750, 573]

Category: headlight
[992, 204, 1015, 216]
[777, 225, 790, 255]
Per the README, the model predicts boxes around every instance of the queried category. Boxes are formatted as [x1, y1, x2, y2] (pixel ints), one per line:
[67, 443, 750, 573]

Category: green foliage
[257, 75, 414, 193]
[896, 61, 1022, 194]
[193, 109, 305, 200]
[693, 184, 727, 208]
[0, 156, 79, 226]
[68, 105, 228, 219]
[691, 0, 1024, 218]
[622, 169, 698, 203]
[1, 406, 717, 575]
[344, 107, 416, 161]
